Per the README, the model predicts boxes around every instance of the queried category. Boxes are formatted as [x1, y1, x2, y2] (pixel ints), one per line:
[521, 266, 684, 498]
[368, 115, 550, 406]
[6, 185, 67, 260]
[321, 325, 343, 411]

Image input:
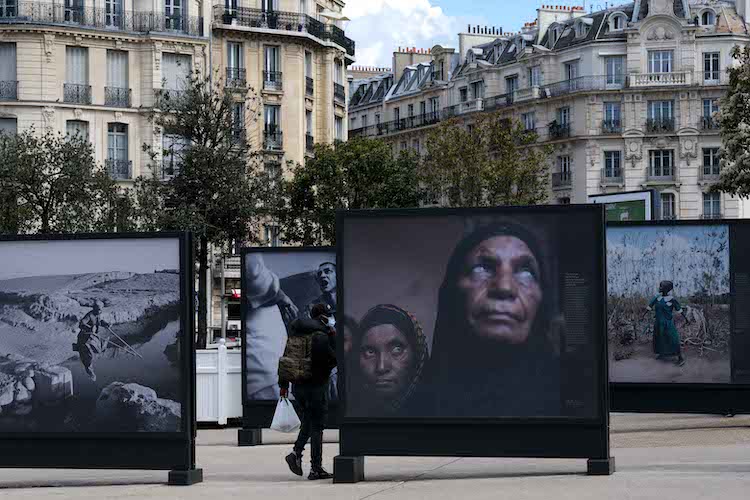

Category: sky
[342, 0, 587, 68]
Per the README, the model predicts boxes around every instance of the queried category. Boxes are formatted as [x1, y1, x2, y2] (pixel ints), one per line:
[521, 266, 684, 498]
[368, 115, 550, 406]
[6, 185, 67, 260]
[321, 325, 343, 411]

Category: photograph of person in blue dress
[647, 280, 688, 367]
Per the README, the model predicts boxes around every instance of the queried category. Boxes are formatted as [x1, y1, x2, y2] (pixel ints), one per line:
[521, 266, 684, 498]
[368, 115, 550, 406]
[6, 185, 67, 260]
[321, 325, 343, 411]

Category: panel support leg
[334, 455, 364, 484]
[587, 457, 615, 475]
[238, 428, 263, 446]
[168, 468, 204, 485]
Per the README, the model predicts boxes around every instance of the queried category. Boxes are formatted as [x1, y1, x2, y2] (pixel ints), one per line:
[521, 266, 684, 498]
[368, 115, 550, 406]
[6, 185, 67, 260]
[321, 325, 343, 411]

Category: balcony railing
[701, 116, 718, 130]
[647, 168, 676, 182]
[334, 82, 345, 103]
[700, 168, 721, 182]
[602, 119, 622, 134]
[161, 159, 180, 180]
[155, 89, 185, 108]
[0, 80, 18, 100]
[646, 118, 675, 133]
[230, 125, 246, 142]
[542, 75, 611, 98]
[214, 6, 355, 56]
[601, 168, 623, 184]
[629, 72, 692, 87]
[263, 71, 283, 91]
[513, 86, 540, 102]
[104, 86, 131, 108]
[226, 67, 247, 88]
[0, 2, 204, 36]
[349, 111, 443, 138]
[306, 77, 314, 96]
[106, 159, 132, 180]
[63, 83, 91, 104]
[548, 122, 571, 140]
[306, 133, 314, 152]
[484, 93, 513, 111]
[701, 212, 723, 219]
[552, 171, 572, 188]
[264, 129, 283, 150]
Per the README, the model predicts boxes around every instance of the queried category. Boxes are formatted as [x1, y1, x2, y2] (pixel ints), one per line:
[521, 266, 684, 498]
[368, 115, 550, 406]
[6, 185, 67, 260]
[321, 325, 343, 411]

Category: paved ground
[1, 413, 749, 499]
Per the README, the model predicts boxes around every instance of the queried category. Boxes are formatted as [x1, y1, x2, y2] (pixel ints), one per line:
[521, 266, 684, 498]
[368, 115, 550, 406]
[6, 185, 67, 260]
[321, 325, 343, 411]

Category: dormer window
[701, 10, 716, 26]
[575, 21, 587, 38]
[549, 26, 560, 46]
[610, 13, 626, 31]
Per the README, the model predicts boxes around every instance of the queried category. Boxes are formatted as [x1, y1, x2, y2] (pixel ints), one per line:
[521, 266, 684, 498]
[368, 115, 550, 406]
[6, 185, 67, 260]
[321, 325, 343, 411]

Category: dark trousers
[292, 382, 328, 469]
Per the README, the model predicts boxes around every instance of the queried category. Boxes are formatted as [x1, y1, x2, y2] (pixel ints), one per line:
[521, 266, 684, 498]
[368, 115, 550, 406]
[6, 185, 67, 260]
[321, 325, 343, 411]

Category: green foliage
[714, 45, 750, 196]
[278, 137, 422, 245]
[0, 129, 119, 234]
[420, 112, 552, 207]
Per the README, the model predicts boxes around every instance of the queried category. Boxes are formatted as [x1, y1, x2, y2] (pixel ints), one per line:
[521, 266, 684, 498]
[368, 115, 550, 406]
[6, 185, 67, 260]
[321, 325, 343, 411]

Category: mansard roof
[349, 73, 394, 109]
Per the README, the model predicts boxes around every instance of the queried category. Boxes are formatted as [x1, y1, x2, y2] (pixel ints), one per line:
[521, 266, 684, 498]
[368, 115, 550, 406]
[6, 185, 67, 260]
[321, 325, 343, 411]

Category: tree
[278, 137, 422, 245]
[420, 112, 552, 207]
[0, 130, 119, 234]
[713, 45, 750, 196]
[143, 71, 266, 348]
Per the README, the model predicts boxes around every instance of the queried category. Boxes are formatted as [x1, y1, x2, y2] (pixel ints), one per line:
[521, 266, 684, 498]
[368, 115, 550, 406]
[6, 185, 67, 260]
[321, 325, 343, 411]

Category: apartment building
[0, 0, 210, 180]
[349, 0, 750, 220]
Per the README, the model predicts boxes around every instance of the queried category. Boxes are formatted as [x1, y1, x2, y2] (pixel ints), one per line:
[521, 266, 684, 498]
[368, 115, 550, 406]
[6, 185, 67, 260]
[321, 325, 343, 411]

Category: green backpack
[278, 334, 314, 384]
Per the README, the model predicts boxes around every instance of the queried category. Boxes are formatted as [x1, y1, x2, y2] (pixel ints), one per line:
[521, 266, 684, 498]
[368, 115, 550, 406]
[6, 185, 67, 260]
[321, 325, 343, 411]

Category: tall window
[522, 112, 535, 131]
[604, 151, 621, 178]
[703, 192, 721, 218]
[105, 0, 122, 28]
[165, 0, 183, 31]
[0, 0, 17, 17]
[0, 118, 17, 135]
[703, 147, 720, 176]
[611, 14, 624, 31]
[459, 87, 468, 102]
[305, 110, 312, 136]
[0, 43, 17, 99]
[701, 10, 716, 26]
[559, 155, 571, 176]
[65, 0, 84, 23]
[528, 66, 542, 87]
[66, 46, 88, 85]
[66, 120, 89, 139]
[335, 116, 343, 141]
[394, 107, 400, 121]
[604, 102, 621, 130]
[429, 97, 439, 114]
[660, 192, 676, 219]
[649, 150, 674, 178]
[299, 0, 306, 14]
[419, 101, 426, 116]
[106, 50, 129, 107]
[264, 45, 280, 75]
[648, 50, 673, 73]
[261, 0, 278, 12]
[334, 59, 343, 85]
[162, 134, 187, 177]
[704, 52, 720, 82]
[304, 51, 312, 78]
[470, 80, 484, 99]
[505, 75, 518, 94]
[407, 104, 414, 117]
[558, 106, 570, 125]
[703, 98, 719, 128]
[107, 123, 129, 179]
[648, 100, 674, 120]
[231, 102, 245, 137]
[264, 104, 280, 133]
[228, 42, 243, 70]
[162, 53, 191, 91]
[264, 225, 280, 246]
[605, 56, 625, 85]
[564, 61, 579, 80]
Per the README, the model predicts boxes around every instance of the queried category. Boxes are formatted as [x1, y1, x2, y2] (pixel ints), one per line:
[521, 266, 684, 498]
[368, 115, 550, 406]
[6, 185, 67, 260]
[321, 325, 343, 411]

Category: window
[304, 51, 312, 78]
[558, 197, 571, 205]
[106, 50, 129, 106]
[162, 134, 187, 177]
[165, 0, 183, 31]
[459, 87, 468, 102]
[575, 21, 587, 38]
[0, 43, 17, 98]
[703, 99, 719, 118]
[522, 112, 535, 131]
[649, 150, 674, 178]
[564, 61, 579, 81]
[703, 147, 720, 176]
[400, 141, 407, 151]
[107, 123, 129, 179]
[470, 80, 484, 99]
[335, 116, 343, 141]
[66, 46, 88, 85]
[559, 155, 571, 175]
[394, 107, 400, 122]
[228, 42, 243, 71]
[375, 113, 381, 124]
[407, 104, 414, 117]
[66, 120, 89, 139]
[648, 100, 674, 121]
[264, 225, 280, 247]
[419, 101, 426, 116]
[0, 118, 16, 135]
[261, 0, 278, 12]
[558, 106, 570, 125]
[505, 75, 519, 94]
[264, 104, 280, 132]
[604, 102, 621, 131]
[605, 56, 625, 86]
[660, 192, 676, 220]
[299, 0, 306, 14]
[105, 0, 122, 28]
[334, 59, 343, 85]
[701, 10, 716, 26]
[611, 14, 624, 31]
[429, 97, 440, 114]
[412, 139, 420, 154]
[604, 151, 622, 178]
[231, 102, 245, 138]
[528, 66, 541, 87]
[162, 52, 191, 91]
[0, 0, 17, 17]
[549, 27, 560, 46]
[648, 50, 673, 73]
[704, 52, 720, 82]
[703, 192, 721, 218]
[264, 45, 280, 87]
[362, 115, 368, 128]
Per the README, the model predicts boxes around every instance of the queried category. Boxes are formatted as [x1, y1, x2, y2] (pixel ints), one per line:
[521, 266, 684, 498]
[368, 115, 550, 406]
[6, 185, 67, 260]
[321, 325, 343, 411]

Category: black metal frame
[607, 218, 750, 414]
[239, 246, 338, 445]
[0, 232, 198, 477]
[334, 205, 612, 480]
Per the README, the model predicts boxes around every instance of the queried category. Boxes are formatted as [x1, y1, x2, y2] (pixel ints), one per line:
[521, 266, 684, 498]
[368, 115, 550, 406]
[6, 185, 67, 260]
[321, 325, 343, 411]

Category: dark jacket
[279, 318, 337, 389]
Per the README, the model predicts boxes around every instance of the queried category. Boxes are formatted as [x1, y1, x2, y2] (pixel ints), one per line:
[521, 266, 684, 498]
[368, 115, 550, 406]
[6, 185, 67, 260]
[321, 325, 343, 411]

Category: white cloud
[343, 0, 488, 68]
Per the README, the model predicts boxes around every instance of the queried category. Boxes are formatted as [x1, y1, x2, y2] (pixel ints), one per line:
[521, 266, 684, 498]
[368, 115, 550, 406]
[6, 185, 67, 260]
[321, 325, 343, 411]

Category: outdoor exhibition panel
[589, 189, 656, 222]
[238, 247, 339, 446]
[0, 233, 201, 485]
[608, 220, 750, 414]
[334, 205, 612, 483]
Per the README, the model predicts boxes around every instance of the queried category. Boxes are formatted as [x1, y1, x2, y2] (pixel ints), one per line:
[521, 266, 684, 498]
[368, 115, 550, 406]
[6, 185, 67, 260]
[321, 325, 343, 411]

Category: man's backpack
[278, 334, 314, 384]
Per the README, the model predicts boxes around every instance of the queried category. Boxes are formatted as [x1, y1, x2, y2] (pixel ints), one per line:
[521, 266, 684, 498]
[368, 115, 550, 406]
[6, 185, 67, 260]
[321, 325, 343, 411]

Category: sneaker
[285, 452, 303, 477]
[308, 468, 333, 480]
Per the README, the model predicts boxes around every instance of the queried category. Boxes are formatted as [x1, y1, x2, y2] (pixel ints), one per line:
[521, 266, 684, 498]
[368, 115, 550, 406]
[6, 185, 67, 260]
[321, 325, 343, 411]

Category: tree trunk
[196, 235, 209, 349]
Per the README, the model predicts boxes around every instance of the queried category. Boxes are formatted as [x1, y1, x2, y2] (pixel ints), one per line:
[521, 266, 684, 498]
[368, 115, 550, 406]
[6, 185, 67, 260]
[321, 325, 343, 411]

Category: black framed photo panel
[608, 220, 750, 414]
[241, 247, 339, 429]
[336, 206, 610, 464]
[0, 233, 196, 471]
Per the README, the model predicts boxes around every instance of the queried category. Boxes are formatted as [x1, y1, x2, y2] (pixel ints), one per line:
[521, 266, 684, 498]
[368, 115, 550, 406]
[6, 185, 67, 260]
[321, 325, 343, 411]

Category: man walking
[75, 301, 110, 381]
[280, 303, 337, 480]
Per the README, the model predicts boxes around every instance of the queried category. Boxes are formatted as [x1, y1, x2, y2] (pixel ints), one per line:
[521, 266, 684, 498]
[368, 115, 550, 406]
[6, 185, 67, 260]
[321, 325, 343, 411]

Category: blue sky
[342, 0, 581, 68]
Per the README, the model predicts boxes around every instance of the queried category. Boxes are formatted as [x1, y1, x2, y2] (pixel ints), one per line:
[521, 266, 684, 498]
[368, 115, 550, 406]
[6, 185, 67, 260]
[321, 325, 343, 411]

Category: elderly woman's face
[457, 235, 543, 345]
[359, 324, 413, 399]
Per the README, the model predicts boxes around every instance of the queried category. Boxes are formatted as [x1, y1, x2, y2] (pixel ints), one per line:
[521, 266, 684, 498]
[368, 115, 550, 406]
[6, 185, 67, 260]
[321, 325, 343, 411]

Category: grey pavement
[1, 413, 749, 499]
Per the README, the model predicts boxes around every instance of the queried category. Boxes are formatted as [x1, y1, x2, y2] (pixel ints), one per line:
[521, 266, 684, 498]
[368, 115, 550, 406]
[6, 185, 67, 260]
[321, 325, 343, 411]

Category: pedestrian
[280, 303, 337, 480]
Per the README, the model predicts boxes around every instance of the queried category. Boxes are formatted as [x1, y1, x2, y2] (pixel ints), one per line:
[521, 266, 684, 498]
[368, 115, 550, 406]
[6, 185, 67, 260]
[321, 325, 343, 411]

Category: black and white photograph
[243, 250, 338, 403]
[0, 237, 184, 433]
[341, 209, 604, 420]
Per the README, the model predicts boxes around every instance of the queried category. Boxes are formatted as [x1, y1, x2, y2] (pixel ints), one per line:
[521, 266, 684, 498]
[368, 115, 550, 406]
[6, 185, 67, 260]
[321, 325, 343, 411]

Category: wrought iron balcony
[0, 80, 18, 100]
[306, 133, 314, 152]
[701, 212, 723, 219]
[263, 71, 283, 91]
[161, 158, 180, 180]
[629, 72, 692, 88]
[0, 2, 204, 36]
[226, 67, 247, 88]
[264, 129, 283, 150]
[333, 82, 345, 103]
[601, 168, 623, 184]
[647, 168, 676, 182]
[349, 111, 443, 138]
[213, 6, 355, 56]
[230, 125, 246, 143]
[63, 83, 91, 104]
[701, 116, 718, 130]
[646, 118, 675, 133]
[700, 167, 721, 182]
[548, 122, 571, 140]
[542, 75, 610, 98]
[306, 77, 314, 96]
[602, 119, 622, 134]
[106, 159, 132, 180]
[104, 86, 131, 108]
[552, 171, 572, 188]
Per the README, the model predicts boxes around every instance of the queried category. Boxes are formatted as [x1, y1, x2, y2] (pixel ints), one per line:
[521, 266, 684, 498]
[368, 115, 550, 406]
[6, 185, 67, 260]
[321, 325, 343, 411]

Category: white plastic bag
[270, 397, 301, 433]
